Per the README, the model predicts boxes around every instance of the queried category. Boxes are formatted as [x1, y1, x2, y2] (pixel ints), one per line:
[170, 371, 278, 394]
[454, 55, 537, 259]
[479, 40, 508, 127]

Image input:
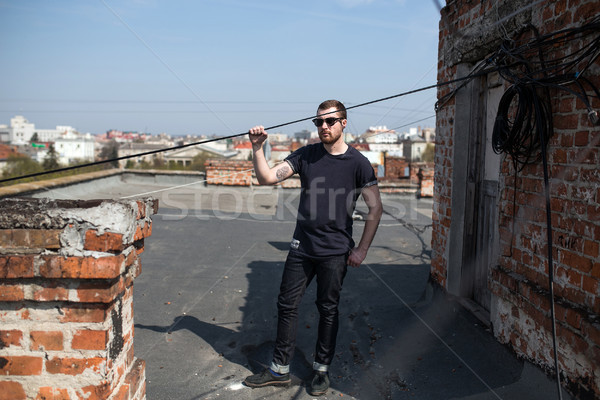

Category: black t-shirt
[285, 143, 377, 257]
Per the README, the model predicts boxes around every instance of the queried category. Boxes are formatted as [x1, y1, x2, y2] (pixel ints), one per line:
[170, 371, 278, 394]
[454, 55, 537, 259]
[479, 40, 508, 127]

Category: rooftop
[0, 143, 24, 160]
[20, 171, 569, 400]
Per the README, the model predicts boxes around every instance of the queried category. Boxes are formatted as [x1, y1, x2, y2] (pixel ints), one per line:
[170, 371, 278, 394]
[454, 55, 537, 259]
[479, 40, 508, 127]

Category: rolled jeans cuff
[313, 361, 329, 372]
[270, 362, 290, 374]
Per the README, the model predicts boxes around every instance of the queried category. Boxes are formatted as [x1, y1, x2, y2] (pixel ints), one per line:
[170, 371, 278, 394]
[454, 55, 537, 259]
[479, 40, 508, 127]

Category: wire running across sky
[3, 13, 597, 186]
[0, 73, 487, 186]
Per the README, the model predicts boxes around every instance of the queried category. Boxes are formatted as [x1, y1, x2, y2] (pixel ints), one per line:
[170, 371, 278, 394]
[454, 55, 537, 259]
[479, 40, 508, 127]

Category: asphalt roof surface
[34, 174, 571, 400]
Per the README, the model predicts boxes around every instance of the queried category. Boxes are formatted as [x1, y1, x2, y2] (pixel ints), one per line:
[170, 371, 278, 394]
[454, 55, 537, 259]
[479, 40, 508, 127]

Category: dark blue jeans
[272, 250, 348, 370]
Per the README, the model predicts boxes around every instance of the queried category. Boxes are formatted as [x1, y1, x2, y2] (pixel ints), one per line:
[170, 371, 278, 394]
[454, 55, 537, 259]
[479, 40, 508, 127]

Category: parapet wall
[205, 159, 254, 186]
[204, 159, 301, 188]
[0, 197, 156, 400]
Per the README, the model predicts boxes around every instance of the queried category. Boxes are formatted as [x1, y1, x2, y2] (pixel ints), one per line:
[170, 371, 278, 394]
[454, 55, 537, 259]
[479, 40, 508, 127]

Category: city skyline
[0, 1, 441, 137]
[0, 112, 434, 139]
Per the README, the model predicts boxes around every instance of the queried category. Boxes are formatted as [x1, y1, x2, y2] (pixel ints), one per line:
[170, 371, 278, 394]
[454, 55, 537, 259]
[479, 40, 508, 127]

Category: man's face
[316, 107, 346, 145]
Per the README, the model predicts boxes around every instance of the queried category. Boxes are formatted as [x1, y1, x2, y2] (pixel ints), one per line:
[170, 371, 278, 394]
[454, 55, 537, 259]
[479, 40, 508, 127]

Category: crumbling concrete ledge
[0, 197, 157, 400]
[0, 169, 123, 199]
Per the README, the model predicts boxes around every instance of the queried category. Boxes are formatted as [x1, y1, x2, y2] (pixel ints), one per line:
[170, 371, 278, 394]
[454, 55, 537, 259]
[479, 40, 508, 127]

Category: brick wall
[205, 155, 428, 193]
[416, 166, 435, 198]
[430, 98, 454, 287]
[383, 156, 410, 179]
[409, 162, 434, 184]
[0, 197, 156, 400]
[205, 159, 301, 188]
[433, 0, 600, 397]
[205, 159, 254, 186]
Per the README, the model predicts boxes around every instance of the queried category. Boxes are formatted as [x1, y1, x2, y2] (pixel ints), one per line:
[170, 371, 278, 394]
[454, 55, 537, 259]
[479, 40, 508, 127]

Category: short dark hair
[317, 99, 347, 120]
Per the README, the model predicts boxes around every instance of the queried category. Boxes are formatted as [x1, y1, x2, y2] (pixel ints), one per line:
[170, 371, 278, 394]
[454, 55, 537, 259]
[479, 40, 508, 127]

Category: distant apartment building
[0, 115, 94, 164]
[163, 144, 236, 166]
[358, 125, 437, 160]
[3, 115, 73, 144]
[267, 132, 289, 143]
[145, 133, 174, 146]
[26, 134, 95, 165]
[369, 142, 403, 156]
[2, 115, 78, 144]
[54, 132, 95, 164]
[117, 142, 167, 168]
[402, 138, 430, 162]
[407, 126, 435, 142]
[38, 125, 78, 143]
[421, 127, 435, 142]
[364, 126, 399, 144]
[7, 115, 36, 144]
[105, 129, 148, 142]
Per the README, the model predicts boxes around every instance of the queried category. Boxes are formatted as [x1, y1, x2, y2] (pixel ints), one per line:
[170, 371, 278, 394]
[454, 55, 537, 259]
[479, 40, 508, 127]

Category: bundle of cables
[491, 80, 553, 170]
[491, 17, 600, 167]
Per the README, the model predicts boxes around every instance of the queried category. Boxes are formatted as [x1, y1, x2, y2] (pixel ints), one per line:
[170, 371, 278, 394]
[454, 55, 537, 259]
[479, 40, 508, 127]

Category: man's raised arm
[249, 125, 294, 185]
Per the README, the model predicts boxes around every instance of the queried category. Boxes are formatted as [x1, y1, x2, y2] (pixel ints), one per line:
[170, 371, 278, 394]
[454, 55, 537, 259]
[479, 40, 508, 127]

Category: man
[244, 100, 383, 396]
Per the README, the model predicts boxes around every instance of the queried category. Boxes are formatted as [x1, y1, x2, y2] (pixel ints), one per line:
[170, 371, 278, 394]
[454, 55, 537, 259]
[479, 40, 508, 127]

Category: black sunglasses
[312, 117, 343, 127]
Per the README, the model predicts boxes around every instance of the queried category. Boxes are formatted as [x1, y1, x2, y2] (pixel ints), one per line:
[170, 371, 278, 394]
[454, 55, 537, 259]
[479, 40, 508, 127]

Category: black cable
[491, 83, 553, 169]
[0, 133, 237, 184]
[493, 19, 600, 112]
[435, 57, 497, 111]
[532, 27, 564, 400]
[0, 73, 496, 185]
[535, 91, 563, 400]
[492, 81, 565, 400]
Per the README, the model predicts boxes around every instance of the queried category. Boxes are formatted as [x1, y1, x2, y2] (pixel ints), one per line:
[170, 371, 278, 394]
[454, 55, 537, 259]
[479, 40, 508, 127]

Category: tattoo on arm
[276, 165, 290, 182]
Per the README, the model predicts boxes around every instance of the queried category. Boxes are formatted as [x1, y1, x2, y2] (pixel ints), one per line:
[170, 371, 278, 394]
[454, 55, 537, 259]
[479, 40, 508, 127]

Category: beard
[319, 130, 342, 144]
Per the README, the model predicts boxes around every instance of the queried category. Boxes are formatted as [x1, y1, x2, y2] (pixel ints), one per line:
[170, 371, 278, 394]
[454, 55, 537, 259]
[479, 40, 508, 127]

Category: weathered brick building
[431, 1, 599, 398]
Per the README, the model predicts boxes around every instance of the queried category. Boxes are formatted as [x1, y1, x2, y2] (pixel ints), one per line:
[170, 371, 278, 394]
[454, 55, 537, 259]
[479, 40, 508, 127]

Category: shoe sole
[244, 380, 291, 388]
[308, 389, 327, 396]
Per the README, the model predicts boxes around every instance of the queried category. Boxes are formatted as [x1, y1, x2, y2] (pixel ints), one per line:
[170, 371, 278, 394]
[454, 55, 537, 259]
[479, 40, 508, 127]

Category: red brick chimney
[0, 197, 156, 400]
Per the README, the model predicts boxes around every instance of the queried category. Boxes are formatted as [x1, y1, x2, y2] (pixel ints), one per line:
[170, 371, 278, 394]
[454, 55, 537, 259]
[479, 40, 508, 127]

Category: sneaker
[244, 368, 291, 388]
[308, 371, 329, 396]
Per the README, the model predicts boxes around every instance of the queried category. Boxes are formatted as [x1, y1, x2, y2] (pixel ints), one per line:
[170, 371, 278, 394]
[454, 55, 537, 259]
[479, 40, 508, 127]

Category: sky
[0, 0, 442, 137]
